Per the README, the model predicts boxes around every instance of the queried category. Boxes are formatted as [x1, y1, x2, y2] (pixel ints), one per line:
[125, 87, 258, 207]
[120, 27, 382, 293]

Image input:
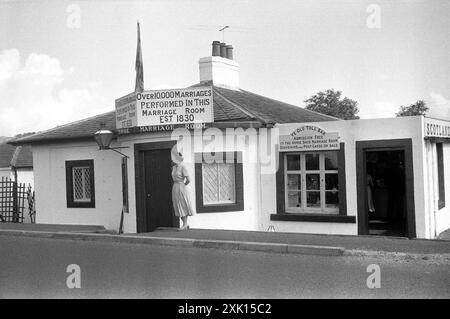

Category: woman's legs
[180, 216, 188, 230]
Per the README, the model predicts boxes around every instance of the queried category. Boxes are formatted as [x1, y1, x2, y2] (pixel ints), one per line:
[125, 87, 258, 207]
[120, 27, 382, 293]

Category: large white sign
[137, 87, 213, 126]
[424, 117, 450, 138]
[115, 86, 214, 131]
[279, 125, 340, 151]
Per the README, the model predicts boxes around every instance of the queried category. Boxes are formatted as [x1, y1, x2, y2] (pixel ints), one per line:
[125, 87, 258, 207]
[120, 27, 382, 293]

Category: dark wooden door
[143, 149, 178, 231]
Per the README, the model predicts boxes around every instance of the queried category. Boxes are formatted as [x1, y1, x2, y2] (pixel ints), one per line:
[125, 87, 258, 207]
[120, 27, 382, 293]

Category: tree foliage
[396, 100, 428, 117]
[304, 89, 359, 120]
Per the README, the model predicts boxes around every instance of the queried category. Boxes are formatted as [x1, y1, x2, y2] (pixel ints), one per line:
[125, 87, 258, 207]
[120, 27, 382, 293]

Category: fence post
[12, 181, 19, 223]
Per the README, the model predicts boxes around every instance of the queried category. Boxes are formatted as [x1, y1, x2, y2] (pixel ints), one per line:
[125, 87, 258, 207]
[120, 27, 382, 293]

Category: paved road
[0, 236, 449, 298]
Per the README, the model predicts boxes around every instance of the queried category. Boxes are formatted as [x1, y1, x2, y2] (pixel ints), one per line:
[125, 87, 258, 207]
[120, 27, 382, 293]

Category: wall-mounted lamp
[93, 128, 129, 158]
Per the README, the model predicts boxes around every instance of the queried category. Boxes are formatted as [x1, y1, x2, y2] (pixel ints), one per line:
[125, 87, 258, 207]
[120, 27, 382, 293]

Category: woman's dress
[172, 163, 194, 217]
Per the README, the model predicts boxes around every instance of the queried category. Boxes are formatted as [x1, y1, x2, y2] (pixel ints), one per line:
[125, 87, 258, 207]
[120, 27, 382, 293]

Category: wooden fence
[0, 176, 35, 223]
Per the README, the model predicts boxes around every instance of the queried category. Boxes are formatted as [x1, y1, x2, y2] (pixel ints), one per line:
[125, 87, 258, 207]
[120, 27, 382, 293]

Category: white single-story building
[0, 143, 34, 187]
[11, 42, 450, 239]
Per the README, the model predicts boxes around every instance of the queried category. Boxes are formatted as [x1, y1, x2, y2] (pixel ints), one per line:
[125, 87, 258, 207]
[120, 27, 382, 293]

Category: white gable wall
[32, 142, 123, 230]
[261, 116, 428, 237]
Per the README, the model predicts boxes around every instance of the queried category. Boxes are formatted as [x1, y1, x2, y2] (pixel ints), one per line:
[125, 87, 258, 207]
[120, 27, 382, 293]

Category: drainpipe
[11, 165, 18, 182]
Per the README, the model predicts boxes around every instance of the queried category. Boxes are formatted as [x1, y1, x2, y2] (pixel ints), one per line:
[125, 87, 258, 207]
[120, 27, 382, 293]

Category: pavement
[0, 224, 449, 259]
[0, 223, 108, 233]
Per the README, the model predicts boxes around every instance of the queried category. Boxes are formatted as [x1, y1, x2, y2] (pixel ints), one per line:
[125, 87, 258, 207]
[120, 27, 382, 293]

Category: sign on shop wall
[424, 117, 450, 139]
[115, 86, 214, 133]
[279, 125, 340, 151]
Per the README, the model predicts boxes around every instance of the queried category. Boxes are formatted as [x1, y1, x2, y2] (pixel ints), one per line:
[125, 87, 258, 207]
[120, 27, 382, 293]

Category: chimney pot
[220, 42, 227, 58]
[226, 45, 233, 60]
[212, 41, 221, 56]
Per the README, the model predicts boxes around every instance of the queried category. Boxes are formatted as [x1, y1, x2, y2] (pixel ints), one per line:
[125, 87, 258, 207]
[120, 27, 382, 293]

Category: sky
[1, 0, 449, 137]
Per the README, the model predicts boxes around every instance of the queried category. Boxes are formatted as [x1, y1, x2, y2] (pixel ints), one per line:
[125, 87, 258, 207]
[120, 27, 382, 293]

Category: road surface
[0, 236, 449, 298]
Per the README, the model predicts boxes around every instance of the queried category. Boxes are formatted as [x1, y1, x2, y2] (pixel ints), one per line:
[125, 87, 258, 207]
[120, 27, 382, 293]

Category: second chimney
[226, 45, 233, 60]
[220, 42, 227, 58]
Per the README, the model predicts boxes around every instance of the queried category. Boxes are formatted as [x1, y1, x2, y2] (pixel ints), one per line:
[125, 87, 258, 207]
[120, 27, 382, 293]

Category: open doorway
[366, 150, 407, 236]
[356, 139, 416, 238]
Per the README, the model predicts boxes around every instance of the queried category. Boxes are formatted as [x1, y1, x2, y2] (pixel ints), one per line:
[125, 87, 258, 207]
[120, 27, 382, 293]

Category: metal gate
[0, 176, 35, 223]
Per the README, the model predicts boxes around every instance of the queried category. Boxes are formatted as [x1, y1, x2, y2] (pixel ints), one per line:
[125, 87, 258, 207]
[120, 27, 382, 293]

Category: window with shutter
[195, 152, 243, 213]
[66, 160, 95, 208]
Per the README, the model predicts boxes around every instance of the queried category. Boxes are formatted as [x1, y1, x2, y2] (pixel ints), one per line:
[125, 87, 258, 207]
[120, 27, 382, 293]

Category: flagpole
[135, 20, 144, 93]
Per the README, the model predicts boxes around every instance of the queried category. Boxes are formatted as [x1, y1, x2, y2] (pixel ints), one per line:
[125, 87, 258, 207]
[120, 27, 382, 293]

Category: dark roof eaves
[9, 135, 100, 146]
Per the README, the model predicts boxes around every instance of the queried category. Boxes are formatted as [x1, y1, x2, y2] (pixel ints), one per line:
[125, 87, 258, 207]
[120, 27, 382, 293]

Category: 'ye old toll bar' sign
[279, 125, 340, 151]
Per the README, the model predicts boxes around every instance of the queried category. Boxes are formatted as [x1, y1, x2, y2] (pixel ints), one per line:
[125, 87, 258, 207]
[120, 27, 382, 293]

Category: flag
[135, 21, 144, 92]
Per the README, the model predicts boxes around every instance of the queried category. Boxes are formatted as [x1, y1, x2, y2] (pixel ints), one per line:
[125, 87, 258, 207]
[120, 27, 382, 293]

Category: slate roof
[10, 85, 337, 145]
[0, 143, 33, 168]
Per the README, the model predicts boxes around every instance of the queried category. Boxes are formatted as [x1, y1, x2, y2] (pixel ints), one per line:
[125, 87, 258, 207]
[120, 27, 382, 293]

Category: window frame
[195, 152, 244, 213]
[284, 152, 339, 214]
[273, 143, 354, 223]
[437, 143, 445, 210]
[65, 159, 95, 208]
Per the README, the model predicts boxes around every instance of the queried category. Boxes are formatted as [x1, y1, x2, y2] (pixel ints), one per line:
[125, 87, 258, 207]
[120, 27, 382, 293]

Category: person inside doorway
[367, 164, 376, 214]
[171, 148, 195, 231]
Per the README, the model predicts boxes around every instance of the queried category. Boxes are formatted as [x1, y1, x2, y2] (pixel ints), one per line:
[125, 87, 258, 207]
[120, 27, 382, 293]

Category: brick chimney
[199, 41, 239, 89]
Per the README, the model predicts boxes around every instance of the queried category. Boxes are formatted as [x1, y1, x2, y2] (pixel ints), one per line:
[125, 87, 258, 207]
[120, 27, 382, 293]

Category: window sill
[270, 213, 356, 223]
[197, 203, 244, 213]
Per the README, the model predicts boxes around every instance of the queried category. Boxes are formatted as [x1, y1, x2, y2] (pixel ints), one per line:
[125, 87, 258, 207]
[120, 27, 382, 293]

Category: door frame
[134, 141, 176, 233]
[356, 139, 416, 238]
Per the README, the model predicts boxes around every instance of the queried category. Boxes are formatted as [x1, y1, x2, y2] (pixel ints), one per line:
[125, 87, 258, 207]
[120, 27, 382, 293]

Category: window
[273, 144, 353, 223]
[195, 152, 243, 213]
[202, 162, 236, 204]
[437, 143, 445, 209]
[66, 160, 95, 208]
[285, 152, 339, 214]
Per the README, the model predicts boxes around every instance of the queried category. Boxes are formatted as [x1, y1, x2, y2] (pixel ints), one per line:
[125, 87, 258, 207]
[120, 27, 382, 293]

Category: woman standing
[171, 148, 194, 230]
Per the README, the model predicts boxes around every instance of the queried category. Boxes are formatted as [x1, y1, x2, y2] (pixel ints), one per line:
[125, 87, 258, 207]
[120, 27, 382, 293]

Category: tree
[396, 100, 428, 117]
[304, 89, 359, 120]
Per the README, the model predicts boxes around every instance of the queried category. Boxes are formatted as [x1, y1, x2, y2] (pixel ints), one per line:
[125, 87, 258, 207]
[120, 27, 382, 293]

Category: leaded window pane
[202, 162, 236, 205]
[202, 163, 219, 204]
[218, 163, 235, 202]
[72, 166, 91, 202]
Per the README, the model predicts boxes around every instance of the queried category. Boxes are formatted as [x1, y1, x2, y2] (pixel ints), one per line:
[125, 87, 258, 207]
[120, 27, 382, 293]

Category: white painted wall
[118, 128, 261, 232]
[0, 168, 33, 186]
[199, 56, 239, 89]
[31, 116, 447, 238]
[32, 142, 123, 230]
[17, 168, 34, 187]
[261, 116, 427, 237]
